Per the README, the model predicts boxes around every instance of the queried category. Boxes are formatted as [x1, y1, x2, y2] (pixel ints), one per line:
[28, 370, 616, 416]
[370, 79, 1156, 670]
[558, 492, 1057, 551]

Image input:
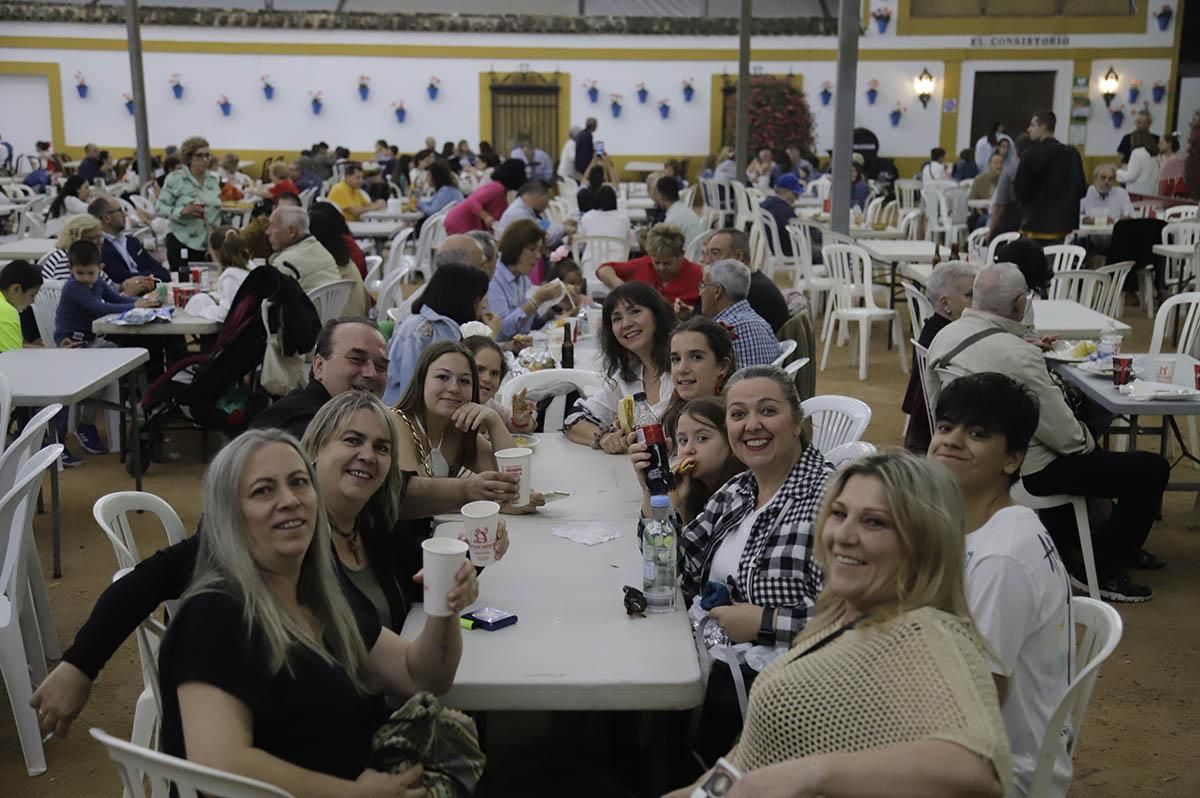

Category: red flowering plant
[721, 76, 815, 157]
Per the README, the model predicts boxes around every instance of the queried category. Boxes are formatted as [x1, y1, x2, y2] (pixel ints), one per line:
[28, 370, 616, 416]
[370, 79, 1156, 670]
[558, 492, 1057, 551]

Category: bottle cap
[649, 494, 671, 508]
[632, 391, 647, 401]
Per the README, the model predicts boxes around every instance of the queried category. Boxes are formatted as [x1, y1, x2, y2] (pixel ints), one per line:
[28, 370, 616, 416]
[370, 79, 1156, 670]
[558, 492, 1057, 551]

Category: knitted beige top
[729, 606, 1013, 793]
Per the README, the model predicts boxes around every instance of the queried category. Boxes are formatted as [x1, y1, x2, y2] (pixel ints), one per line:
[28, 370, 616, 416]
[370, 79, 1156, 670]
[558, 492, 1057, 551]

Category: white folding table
[400, 433, 703, 712]
[0, 348, 149, 576]
[0, 238, 57, 261]
[348, 220, 407, 241]
[1032, 299, 1131, 339]
[93, 310, 222, 337]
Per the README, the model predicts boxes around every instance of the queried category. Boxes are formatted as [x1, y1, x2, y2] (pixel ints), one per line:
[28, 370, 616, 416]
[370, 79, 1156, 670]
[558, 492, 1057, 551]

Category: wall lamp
[1099, 66, 1120, 108]
[914, 67, 935, 109]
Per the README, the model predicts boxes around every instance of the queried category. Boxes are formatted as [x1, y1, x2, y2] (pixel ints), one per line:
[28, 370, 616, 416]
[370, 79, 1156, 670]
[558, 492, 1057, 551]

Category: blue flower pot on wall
[427, 85, 439, 100]
[76, 84, 88, 98]
[312, 99, 323, 115]
[1128, 87, 1140, 104]
[1157, 12, 1172, 31]
[219, 102, 232, 117]
[587, 87, 599, 103]
[889, 110, 902, 127]
[395, 108, 406, 123]
[263, 85, 274, 100]
[819, 88, 832, 106]
[1111, 110, 1124, 128]
[659, 105, 670, 119]
[125, 100, 135, 115]
[359, 85, 369, 101]
[611, 101, 622, 118]
[172, 84, 183, 99]
[1153, 85, 1166, 103]
[637, 88, 649, 104]
[683, 85, 694, 102]
[866, 88, 878, 105]
[875, 17, 889, 33]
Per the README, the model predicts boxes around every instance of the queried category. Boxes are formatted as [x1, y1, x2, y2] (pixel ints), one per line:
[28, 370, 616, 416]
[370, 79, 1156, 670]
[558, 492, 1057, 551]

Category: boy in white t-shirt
[930, 372, 1073, 798]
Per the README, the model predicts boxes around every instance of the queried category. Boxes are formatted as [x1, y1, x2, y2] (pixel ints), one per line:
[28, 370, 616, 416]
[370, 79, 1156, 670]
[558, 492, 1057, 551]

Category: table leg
[887, 262, 898, 349]
[48, 423, 62, 579]
[130, 371, 144, 492]
[1130, 414, 1140, 453]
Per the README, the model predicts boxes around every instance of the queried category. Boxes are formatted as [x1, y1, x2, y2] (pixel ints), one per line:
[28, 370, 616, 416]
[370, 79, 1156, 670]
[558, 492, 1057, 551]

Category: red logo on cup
[1113, 355, 1133, 386]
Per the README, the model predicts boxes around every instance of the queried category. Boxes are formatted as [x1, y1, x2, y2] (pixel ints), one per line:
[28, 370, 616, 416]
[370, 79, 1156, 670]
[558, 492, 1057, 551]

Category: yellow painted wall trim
[0, 60, 65, 151]
[939, 60, 960, 153]
[897, 0, 1148, 36]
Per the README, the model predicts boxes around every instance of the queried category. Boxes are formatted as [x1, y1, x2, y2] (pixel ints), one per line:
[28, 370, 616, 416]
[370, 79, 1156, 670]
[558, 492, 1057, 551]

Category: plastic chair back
[1148, 291, 1200, 356]
[901, 281, 933, 338]
[375, 266, 410, 317]
[30, 279, 63, 347]
[0, 372, 9, 453]
[966, 227, 989, 264]
[1044, 244, 1087, 276]
[388, 281, 426, 324]
[986, 231, 1021, 264]
[772, 339, 798, 366]
[90, 727, 293, 798]
[912, 340, 937, 438]
[801, 395, 871, 451]
[1095, 260, 1134, 319]
[93, 491, 188, 572]
[498, 368, 605, 407]
[825, 440, 877, 468]
[1048, 270, 1108, 307]
[1163, 205, 1198, 221]
[305, 279, 355, 325]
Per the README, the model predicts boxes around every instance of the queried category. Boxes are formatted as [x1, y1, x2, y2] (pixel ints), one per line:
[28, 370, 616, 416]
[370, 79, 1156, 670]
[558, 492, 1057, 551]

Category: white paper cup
[494, 447, 532, 506]
[461, 500, 501, 566]
[387, 197, 402, 213]
[421, 537, 468, 616]
[1155, 357, 1176, 384]
[586, 306, 602, 335]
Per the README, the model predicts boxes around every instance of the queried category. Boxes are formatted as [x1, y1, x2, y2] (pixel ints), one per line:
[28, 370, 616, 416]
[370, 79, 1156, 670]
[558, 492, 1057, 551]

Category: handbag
[370, 692, 485, 797]
[259, 299, 304, 396]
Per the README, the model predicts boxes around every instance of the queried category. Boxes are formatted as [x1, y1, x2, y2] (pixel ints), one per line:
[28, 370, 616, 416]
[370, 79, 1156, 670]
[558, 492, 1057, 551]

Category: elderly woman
[901, 260, 976, 452]
[156, 135, 221, 273]
[597, 223, 704, 307]
[667, 450, 1013, 798]
[486, 218, 561, 341]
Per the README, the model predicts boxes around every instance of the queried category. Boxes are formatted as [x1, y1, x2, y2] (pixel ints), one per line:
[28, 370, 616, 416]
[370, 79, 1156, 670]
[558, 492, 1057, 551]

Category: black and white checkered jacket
[679, 445, 831, 646]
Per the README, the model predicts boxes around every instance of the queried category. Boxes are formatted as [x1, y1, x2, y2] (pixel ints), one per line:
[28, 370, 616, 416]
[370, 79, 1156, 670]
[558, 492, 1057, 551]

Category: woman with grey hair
[155, 426, 473, 793]
[901, 261, 975, 452]
[156, 134, 221, 273]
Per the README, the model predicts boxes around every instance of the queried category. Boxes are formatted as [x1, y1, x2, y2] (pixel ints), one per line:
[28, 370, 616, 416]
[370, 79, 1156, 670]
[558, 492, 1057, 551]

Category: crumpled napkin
[110, 307, 174, 326]
[1118, 378, 1198, 400]
[552, 523, 622, 546]
[527, 278, 567, 316]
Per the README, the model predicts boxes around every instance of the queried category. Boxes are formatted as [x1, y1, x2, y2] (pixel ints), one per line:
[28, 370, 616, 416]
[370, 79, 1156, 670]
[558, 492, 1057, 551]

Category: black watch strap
[756, 606, 777, 646]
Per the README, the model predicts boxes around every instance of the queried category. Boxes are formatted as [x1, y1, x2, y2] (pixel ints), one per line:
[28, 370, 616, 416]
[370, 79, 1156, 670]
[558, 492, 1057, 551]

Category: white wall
[0, 73, 54, 158]
[1084, 59, 1173, 156]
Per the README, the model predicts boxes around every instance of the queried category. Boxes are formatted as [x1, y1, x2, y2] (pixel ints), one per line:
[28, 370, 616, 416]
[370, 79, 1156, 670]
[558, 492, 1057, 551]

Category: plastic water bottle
[1098, 319, 1122, 361]
[642, 495, 677, 613]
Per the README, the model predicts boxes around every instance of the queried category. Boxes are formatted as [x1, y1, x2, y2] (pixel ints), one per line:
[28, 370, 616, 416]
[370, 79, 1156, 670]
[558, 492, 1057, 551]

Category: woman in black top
[30, 392, 508, 739]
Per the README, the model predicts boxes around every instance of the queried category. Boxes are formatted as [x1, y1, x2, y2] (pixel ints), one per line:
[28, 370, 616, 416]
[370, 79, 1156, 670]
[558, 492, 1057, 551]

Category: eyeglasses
[192, 152, 211, 160]
[336, 352, 389, 374]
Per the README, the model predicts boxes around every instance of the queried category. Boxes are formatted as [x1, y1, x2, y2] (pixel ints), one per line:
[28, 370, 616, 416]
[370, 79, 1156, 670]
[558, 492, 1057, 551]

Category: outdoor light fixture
[1100, 66, 1120, 107]
[914, 67, 935, 109]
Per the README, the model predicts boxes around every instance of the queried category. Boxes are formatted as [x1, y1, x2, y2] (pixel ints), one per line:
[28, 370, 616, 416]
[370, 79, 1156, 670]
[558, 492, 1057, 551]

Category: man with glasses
[89, 196, 168, 291]
[156, 135, 221, 274]
[699, 228, 790, 332]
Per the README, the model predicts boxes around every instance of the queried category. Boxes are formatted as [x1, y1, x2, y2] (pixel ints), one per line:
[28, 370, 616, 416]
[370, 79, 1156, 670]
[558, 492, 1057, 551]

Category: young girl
[186, 226, 250, 321]
[392, 341, 515, 479]
[662, 316, 736, 449]
[564, 282, 675, 454]
[632, 397, 744, 525]
[463, 334, 537, 434]
[544, 248, 588, 313]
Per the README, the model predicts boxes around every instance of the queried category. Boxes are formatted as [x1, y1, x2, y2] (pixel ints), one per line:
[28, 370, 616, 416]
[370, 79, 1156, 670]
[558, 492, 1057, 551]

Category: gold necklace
[331, 523, 362, 566]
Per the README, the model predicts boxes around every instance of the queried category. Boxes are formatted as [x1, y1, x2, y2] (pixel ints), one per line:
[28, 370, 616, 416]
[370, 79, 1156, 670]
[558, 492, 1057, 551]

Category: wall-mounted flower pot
[172, 84, 183, 99]
[659, 105, 670, 119]
[587, 87, 599, 103]
[611, 102, 622, 118]
[312, 99, 323, 115]
[866, 88, 878, 105]
[359, 86, 369, 101]
[219, 102, 232, 117]
[76, 84, 88, 98]
[683, 86, 694, 102]
[1157, 12, 1172, 31]
[427, 85, 439, 100]
[395, 108, 406, 123]
[637, 88, 648, 104]
[820, 88, 832, 106]
[125, 100, 134, 115]
[1128, 87, 1140, 104]
[875, 17, 889, 33]
[889, 110, 902, 127]
[263, 85, 274, 100]
[1111, 110, 1124, 128]
[1153, 85, 1166, 103]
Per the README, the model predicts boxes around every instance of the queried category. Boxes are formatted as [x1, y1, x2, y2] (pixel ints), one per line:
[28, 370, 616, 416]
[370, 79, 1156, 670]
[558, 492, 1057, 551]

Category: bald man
[437, 234, 487, 273]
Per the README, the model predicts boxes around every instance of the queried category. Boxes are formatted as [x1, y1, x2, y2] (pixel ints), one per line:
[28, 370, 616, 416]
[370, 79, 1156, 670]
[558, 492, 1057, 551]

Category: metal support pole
[735, 0, 752, 181]
[830, 0, 861, 234]
[125, 0, 153, 190]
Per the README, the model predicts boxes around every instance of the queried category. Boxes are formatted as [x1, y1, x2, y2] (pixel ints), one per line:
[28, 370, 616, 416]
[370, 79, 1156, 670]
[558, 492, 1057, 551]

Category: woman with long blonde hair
[667, 449, 1012, 798]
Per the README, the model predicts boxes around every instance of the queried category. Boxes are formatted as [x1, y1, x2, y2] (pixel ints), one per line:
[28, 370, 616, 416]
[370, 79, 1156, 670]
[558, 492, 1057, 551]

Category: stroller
[129, 265, 321, 475]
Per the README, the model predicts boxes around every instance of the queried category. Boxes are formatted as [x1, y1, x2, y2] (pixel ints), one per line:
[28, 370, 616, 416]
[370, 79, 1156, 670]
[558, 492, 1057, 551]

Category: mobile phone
[595, 140, 605, 155]
[461, 607, 518, 631]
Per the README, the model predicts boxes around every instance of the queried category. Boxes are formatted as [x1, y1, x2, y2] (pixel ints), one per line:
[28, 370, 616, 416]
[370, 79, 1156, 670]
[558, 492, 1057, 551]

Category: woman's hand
[134, 296, 160, 309]
[728, 759, 821, 798]
[500, 490, 545, 515]
[532, 283, 562, 306]
[493, 520, 510, 560]
[510, 388, 535, 431]
[451, 402, 501, 434]
[353, 765, 427, 798]
[465, 470, 520, 504]
[709, 602, 765, 644]
[415, 559, 479, 614]
[599, 429, 630, 454]
[30, 661, 93, 738]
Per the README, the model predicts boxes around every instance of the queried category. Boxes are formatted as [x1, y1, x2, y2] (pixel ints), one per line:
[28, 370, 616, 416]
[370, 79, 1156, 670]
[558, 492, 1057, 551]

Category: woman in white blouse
[1117, 145, 1160, 197]
[576, 185, 633, 286]
[565, 281, 675, 453]
[184, 226, 250, 322]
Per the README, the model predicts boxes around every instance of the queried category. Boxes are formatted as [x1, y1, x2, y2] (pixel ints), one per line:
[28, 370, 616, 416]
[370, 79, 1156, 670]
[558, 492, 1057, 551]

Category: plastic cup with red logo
[1113, 355, 1134, 386]
[1193, 363, 1200, 391]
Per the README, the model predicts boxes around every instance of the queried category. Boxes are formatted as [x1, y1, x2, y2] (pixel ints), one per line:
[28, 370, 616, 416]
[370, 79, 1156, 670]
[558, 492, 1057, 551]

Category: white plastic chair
[1094, 261, 1134, 320]
[894, 179, 921, 211]
[899, 209, 923, 241]
[361, 255, 383, 291]
[305, 280, 355, 325]
[728, 180, 756, 233]
[819, 244, 908, 381]
[381, 226, 417, 282]
[901, 281, 933, 339]
[824, 440, 877, 468]
[1163, 205, 1198, 221]
[986, 231, 1021, 264]
[90, 727, 294, 798]
[786, 224, 836, 312]
[756, 208, 802, 284]
[0, 371, 10, 453]
[1148, 292, 1200, 359]
[1044, 244, 1087, 277]
[30, 278, 63, 346]
[771, 339, 797, 367]
[93, 491, 188, 572]
[911, 340, 937, 440]
[782, 356, 809, 376]
[1160, 221, 1200, 293]
[1048, 270, 1109, 308]
[387, 281, 426, 324]
[1027, 597, 1123, 798]
[499, 368, 605, 432]
[298, 186, 318, 210]
[374, 268, 411, 318]
[684, 231, 707, 263]
[965, 227, 989, 264]
[0, 444, 63, 775]
[801, 395, 871, 452]
[571, 235, 631, 297]
[921, 187, 964, 247]
[1010, 481, 1098, 599]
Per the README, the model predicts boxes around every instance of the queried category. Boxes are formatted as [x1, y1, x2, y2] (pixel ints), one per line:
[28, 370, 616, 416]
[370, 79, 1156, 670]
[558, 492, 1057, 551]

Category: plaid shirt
[715, 300, 782, 368]
[680, 446, 832, 646]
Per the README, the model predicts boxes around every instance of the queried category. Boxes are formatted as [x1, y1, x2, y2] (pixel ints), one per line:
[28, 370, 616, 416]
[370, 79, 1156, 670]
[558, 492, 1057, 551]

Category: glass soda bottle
[642, 494, 677, 613]
[633, 391, 674, 495]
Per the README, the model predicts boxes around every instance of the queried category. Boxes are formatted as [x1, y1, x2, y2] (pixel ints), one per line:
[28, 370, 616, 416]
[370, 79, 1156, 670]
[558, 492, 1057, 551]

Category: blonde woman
[666, 450, 1012, 798]
[157, 428, 472, 794]
[37, 215, 151, 297]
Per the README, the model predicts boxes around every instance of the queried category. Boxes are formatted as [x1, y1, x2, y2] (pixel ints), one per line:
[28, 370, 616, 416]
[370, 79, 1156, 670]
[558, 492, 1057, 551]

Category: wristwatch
[756, 607, 777, 646]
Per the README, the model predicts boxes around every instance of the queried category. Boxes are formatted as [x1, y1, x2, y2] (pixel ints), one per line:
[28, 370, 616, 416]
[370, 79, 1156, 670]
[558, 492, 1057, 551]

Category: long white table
[400, 433, 703, 711]
[359, 209, 422, 223]
[0, 237, 57, 261]
[348, 220, 406, 240]
[0, 348, 149, 576]
[1032, 299, 1130, 339]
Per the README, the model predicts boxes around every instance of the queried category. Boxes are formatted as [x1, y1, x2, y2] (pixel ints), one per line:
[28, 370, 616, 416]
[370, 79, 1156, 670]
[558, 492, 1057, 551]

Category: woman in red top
[595, 223, 704, 307]
[251, 162, 300, 202]
[1157, 132, 1186, 197]
[443, 159, 527, 234]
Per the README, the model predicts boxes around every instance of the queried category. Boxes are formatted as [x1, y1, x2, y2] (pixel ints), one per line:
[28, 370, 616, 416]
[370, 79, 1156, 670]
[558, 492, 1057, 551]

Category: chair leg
[23, 536, 60, 660]
[820, 316, 837, 372]
[1072, 499, 1100, 600]
[858, 320, 870, 381]
[894, 316, 909, 374]
[0, 625, 47, 775]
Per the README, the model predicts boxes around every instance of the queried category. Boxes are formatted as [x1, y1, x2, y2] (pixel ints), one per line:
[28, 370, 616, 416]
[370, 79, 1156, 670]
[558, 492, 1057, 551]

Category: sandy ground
[1, 297, 1198, 797]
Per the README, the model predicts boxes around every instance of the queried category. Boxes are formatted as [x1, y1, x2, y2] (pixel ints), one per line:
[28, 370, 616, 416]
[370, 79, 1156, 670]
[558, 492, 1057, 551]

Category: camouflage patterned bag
[369, 692, 486, 797]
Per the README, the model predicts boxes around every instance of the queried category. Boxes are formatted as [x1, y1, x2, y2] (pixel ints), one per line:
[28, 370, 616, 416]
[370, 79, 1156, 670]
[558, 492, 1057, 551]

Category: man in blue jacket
[89, 196, 170, 290]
